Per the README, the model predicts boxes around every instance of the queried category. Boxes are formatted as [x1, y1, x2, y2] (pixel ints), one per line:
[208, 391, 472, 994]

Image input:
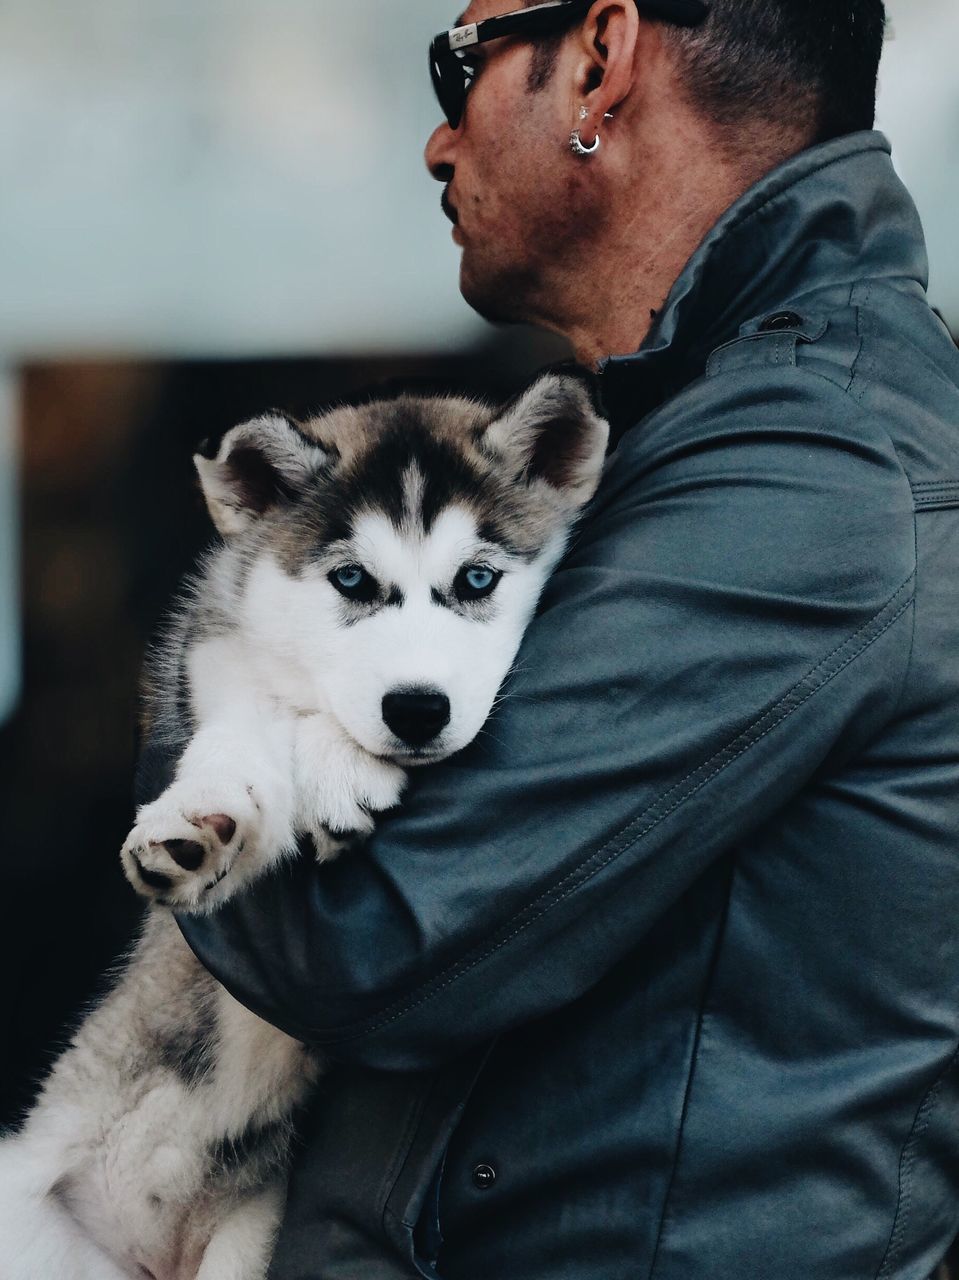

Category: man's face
[424, 0, 588, 326]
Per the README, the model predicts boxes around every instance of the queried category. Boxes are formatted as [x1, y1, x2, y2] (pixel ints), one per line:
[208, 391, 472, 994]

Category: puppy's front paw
[347, 751, 408, 821]
[121, 780, 282, 910]
[293, 717, 406, 857]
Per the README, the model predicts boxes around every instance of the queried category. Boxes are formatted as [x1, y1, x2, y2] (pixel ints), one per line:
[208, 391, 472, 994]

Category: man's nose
[425, 120, 456, 182]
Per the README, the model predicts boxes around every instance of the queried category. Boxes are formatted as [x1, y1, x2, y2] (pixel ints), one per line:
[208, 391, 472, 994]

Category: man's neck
[561, 192, 730, 369]
[547, 125, 806, 369]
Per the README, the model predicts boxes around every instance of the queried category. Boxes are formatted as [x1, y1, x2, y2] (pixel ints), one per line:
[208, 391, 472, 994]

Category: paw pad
[164, 839, 206, 871]
[205, 814, 237, 844]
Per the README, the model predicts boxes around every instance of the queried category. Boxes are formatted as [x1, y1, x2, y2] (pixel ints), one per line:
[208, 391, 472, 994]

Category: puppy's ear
[482, 374, 609, 509]
[194, 414, 331, 537]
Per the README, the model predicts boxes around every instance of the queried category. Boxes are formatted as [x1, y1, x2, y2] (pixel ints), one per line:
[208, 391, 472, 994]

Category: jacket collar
[597, 131, 928, 435]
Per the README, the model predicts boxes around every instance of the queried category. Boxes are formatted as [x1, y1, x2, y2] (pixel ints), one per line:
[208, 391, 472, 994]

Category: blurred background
[0, 0, 957, 1142]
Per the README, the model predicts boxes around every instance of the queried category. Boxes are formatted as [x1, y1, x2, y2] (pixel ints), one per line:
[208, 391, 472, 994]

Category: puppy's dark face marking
[331, 408, 490, 539]
[255, 395, 582, 580]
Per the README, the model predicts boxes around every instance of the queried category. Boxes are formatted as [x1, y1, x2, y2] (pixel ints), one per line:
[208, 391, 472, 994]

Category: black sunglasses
[429, 0, 711, 129]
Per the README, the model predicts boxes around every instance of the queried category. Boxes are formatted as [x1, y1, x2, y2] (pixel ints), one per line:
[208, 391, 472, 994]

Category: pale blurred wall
[876, 0, 959, 332]
[0, 0, 954, 362]
[0, 0, 469, 359]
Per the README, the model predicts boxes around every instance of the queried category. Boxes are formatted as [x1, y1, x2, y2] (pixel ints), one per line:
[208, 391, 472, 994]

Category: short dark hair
[666, 0, 886, 143]
[525, 4, 573, 93]
[525, 0, 887, 145]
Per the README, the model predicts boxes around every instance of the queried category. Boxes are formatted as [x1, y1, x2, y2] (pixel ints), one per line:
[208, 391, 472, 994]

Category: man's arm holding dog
[169, 363, 916, 1071]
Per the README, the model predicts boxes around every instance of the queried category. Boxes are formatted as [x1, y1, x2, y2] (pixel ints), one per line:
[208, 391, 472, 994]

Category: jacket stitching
[912, 486, 959, 510]
[870, 459, 918, 734]
[377, 1087, 433, 1249]
[888, 551, 918, 729]
[913, 498, 959, 512]
[647, 856, 737, 1280]
[874, 1041, 959, 1278]
[316, 577, 915, 1043]
[847, 285, 870, 400]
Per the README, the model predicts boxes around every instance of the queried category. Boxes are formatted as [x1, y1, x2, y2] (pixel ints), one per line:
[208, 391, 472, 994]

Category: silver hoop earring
[570, 128, 600, 157]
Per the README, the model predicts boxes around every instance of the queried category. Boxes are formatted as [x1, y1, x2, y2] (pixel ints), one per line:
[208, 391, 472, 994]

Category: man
[164, 0, 959, 1275]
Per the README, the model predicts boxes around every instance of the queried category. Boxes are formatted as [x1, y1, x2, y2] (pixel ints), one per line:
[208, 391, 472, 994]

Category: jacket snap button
[472, 1163, 497, 1190]
[759, 310, 803, 332]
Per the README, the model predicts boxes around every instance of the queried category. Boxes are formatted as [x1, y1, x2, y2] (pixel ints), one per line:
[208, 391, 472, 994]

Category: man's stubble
[458, 166, 603, 332]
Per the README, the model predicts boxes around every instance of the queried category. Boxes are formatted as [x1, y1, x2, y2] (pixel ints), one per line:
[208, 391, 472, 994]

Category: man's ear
[193, 414, 331, 537]
[573, 0, 640, 134]
[482, 373, 610, 509]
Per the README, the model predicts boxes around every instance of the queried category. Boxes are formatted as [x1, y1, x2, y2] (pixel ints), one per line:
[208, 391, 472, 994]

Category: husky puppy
[0, 374, 608, 1280]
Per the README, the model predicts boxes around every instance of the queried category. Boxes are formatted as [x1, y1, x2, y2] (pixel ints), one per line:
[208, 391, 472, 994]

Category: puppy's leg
[0, 1140, 131, 1280]
[123, 637, 298, 911]
[195, 1183, 285, 1280]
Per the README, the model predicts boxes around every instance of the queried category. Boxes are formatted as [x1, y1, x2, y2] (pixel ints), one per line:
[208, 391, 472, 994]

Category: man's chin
[460, 259, 532, 326]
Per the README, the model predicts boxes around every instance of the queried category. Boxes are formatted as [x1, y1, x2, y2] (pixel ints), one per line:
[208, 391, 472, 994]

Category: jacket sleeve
[173, 363, 917, 1069]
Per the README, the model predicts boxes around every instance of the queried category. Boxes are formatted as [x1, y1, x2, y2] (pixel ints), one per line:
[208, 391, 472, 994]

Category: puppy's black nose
[382, 689, 451, 747]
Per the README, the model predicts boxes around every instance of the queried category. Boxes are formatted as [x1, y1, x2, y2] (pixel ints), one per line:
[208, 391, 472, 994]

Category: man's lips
[441, 188, 459, 226]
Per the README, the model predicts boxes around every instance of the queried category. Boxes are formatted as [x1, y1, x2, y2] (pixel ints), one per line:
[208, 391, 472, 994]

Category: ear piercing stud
[570, 107, 614, 157]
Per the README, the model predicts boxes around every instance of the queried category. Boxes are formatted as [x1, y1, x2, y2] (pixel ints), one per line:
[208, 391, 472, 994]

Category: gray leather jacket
[162, 131, 959, 1278]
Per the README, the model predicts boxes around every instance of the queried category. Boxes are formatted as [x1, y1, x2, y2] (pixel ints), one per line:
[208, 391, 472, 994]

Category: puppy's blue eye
[329, 565, 377, 603]
[454, 564, 502, 603]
